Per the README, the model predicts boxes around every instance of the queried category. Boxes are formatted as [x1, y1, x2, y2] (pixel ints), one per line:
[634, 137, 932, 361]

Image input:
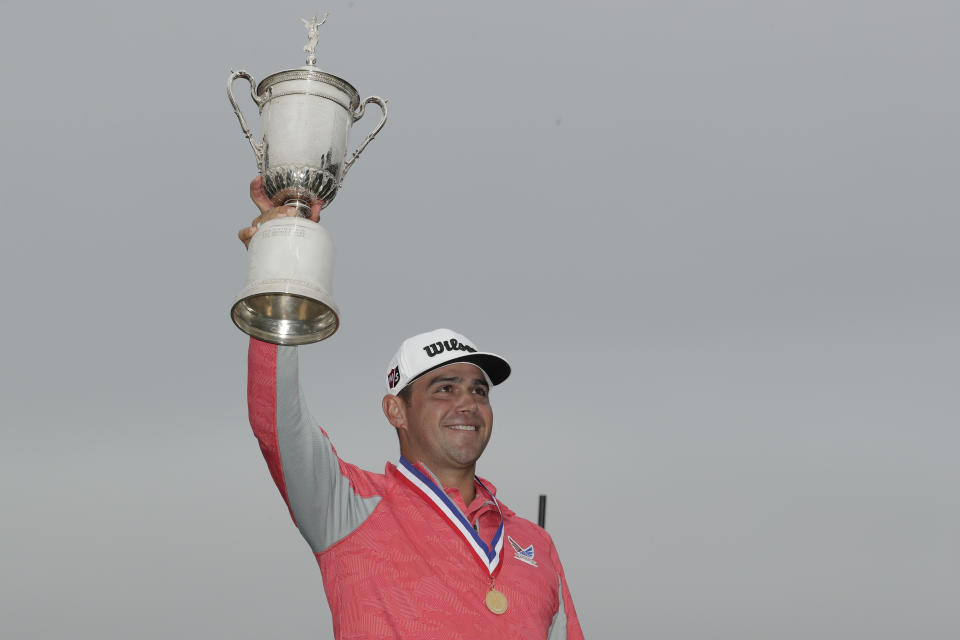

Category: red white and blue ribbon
[397, 456, 505, 577]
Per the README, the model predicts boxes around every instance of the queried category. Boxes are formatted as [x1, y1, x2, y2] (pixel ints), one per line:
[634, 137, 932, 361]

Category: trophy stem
[283, 197, 313, 218]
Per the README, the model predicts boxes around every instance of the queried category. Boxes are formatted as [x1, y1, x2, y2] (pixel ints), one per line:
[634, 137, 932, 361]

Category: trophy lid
[256, 68, 360, 110]
[254, 13, 361, 111]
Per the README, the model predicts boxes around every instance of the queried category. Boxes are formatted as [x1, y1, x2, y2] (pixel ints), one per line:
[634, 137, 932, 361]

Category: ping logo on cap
[422, 338, 477, 358]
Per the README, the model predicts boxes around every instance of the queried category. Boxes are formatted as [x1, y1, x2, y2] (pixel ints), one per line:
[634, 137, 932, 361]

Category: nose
[455, 389, 479, 413]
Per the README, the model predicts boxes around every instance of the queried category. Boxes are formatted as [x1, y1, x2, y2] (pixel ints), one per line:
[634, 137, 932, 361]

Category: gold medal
[485, 588, 508, 615]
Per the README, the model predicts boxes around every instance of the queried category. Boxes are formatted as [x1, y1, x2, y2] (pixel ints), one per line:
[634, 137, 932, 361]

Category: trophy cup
[228, 14, 387, 345]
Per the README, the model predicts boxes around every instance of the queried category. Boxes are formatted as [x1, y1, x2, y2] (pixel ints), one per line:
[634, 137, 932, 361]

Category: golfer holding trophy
[228, 16, 584, 640]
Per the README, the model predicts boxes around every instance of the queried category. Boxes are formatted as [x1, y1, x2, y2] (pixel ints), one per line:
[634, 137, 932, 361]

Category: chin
[458, 449, 487, 466]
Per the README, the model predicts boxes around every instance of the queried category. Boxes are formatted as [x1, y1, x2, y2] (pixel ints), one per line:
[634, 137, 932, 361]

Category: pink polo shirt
[248, 338, 583, 639]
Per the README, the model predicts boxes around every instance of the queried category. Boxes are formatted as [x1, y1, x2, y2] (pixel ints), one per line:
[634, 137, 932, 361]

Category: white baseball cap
[386, 328, 511, 395]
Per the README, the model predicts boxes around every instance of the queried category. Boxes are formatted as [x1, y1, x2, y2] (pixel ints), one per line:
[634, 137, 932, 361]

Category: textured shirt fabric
[247, 338, 584, 639]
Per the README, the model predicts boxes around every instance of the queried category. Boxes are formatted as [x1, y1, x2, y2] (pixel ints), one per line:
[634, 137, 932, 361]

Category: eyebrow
[426, 374, 489, 389]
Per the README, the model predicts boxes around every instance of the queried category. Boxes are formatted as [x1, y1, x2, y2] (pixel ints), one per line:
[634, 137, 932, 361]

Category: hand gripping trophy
[228, 14, 387, 344]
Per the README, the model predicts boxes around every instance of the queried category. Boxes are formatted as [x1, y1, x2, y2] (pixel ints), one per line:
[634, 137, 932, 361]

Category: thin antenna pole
[537, 494, 547, 529]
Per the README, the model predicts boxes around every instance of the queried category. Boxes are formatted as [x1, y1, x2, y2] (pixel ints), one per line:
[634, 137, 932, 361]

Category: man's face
[397, 362, 493, 474]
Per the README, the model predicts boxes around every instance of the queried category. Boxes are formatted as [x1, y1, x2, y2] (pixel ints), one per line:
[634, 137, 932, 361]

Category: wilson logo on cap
[387, 366, 401, 389]
[422, 339, 477, 358]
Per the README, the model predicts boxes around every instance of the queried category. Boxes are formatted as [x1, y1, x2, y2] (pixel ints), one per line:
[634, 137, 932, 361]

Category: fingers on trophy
[228, 14, 387, 345]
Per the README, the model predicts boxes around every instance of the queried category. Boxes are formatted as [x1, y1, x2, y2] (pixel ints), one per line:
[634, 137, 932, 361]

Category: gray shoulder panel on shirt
[275, 346, 381, 553]
[547, 575, 567, 640]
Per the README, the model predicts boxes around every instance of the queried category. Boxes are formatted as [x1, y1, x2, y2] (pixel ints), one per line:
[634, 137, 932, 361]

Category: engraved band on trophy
[228, 14, 387, 345]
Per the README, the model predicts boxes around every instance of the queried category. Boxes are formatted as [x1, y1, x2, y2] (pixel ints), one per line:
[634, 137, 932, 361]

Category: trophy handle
[227, 70, 266, 173]
[340, 96, 388, 185]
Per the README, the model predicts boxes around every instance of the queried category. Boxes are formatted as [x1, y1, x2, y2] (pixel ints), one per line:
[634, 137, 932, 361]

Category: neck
[439, 468, 477, 505]
[408, 458, 477, 504]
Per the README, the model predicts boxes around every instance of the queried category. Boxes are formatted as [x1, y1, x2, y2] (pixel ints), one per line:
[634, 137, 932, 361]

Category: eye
[473, 387, 488, 397]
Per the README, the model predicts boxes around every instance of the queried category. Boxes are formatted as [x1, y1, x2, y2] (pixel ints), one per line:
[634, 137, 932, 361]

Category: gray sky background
[1, 1, 957, 638]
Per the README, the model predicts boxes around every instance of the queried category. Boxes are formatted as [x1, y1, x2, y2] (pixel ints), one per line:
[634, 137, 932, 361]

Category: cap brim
[455, 352, 511, 386]
[404, 352, 511, 392]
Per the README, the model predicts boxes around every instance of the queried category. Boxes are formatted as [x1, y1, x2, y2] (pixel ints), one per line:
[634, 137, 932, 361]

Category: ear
[382, 394, 408, 432]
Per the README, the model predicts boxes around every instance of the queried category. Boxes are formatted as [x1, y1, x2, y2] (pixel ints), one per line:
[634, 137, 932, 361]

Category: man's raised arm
[242, 178, 383, 554]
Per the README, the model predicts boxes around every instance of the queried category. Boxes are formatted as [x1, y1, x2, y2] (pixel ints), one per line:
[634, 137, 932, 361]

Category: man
[240, 177, 584, 639]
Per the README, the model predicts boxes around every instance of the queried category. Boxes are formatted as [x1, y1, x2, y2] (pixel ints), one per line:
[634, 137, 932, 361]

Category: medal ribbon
[397, 457, 505, 578]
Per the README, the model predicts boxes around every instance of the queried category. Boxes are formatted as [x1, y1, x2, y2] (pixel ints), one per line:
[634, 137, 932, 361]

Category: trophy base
[231, 217, 340, 345]
[232, 291, 339, 345]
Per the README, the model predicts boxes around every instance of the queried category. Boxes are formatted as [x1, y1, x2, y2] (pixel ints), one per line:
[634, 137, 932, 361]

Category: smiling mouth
[446, 425, 479, 432]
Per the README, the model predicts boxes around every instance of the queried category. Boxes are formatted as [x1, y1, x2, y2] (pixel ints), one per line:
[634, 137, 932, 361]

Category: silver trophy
[228, 14, 387, 345]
